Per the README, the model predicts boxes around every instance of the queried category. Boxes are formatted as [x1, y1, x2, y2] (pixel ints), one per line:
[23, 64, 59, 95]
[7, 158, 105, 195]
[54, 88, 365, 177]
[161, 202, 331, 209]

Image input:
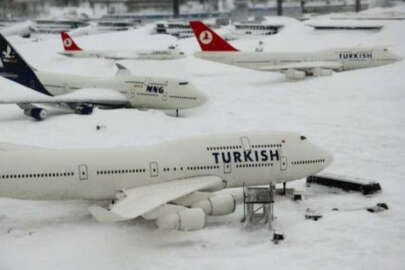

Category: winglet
[88, 205, 127, 223]
[115, 63, 131, 76]
[60, 32, 82, 51]
[189, 21, 238, 52]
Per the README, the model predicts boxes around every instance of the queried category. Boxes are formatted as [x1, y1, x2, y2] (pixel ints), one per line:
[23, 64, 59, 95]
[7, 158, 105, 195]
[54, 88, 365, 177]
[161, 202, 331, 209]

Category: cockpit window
[179, 82, 189, 85]
[300, 135, 307, 140]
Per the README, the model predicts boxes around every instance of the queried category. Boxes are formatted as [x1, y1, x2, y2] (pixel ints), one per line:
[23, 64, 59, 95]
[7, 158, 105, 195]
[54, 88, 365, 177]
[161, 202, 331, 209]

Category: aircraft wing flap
[0, 88, 129, 106]
[258, 61, 342, 71]
[89, 176, 224, 222]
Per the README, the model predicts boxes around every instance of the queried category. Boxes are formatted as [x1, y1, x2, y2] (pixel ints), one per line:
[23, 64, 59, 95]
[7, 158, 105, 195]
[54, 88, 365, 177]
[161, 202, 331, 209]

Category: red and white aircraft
[58, 31, 186, 60]
[189, 21, 402, 80]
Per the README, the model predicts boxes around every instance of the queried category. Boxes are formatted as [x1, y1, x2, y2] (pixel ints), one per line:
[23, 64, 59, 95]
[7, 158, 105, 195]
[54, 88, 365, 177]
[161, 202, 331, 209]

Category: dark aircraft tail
[0, 33, 51, 96]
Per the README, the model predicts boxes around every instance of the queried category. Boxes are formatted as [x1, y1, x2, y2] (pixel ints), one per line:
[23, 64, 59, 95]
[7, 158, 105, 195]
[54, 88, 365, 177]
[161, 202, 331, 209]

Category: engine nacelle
[24, 107, 47, 121]
[312, 68, 333, 77]
[156, 208, 206, 231]
[285, 69, 306, 80]
[191, 194, 236, 216]
[75, 104, 94, 115]
[142, 204, 187, 220]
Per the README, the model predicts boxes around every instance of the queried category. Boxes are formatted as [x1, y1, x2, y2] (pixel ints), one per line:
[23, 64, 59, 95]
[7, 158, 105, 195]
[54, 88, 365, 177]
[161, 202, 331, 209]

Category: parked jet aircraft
[0, 131, 332, 230]
[189, 21, 402, 80]
[58, 32, 186, 60]
[0, 33, 206, 120]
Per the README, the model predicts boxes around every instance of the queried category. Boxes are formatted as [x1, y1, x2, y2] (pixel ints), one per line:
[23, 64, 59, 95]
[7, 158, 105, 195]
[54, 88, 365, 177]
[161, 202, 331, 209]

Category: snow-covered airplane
[0, 33, 206, 120]
[0, 131, 332, 230]
[58, 31, 186, 60]
[189, 21, 402, 80]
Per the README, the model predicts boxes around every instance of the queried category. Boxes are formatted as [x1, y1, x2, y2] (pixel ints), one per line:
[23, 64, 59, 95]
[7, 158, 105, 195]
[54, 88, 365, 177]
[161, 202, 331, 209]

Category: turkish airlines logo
[63, 38, 73, 48]
[199, 30, 213, 45]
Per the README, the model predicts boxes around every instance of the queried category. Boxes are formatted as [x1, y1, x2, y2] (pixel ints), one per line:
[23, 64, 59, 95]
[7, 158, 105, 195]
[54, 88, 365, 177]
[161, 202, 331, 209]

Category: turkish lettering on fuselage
[212, 149, 280, 164]
[339, 51, 373, 60]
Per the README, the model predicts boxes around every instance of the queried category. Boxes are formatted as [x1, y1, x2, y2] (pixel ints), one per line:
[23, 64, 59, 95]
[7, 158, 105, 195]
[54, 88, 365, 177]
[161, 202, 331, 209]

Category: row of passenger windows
[236, 163, 274, 168]
[207, 144, 283, 151]
[187, 165, 220, 171]
[97, 169, 146, 175]
[169, 95, 196, 100]
[291, 159, 325, 165]
[207, 145, 242, 151]
[162, 167, 183, 172]
[159, 165, 222, 172]
[251, 144, 282, 148]
[1, 172, 74, 179]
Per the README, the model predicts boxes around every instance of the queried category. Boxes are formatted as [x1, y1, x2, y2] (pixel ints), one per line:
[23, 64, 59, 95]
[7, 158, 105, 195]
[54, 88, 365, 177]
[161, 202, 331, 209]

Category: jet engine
[24, 107, 48, 121]
[285, 69, 306, 80]
[312, 68, 333, 77]
[191, 194, 236, 216]
[74, 104, 94, 115]
[155, 208, 206, 231]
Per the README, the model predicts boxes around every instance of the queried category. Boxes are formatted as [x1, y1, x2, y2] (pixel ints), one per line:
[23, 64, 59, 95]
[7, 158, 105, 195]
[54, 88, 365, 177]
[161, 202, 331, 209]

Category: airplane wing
[0, 88, 129, 106]
[0, 142, 50, 151]
[88, 176, 224, 222]
[257, 61, 342, 72]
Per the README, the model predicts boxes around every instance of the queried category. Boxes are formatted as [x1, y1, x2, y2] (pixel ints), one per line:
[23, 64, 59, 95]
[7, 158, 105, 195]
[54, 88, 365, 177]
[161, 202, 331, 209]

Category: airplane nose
[323, 149, 334, 168]
[198, 90, 208, 105]
[194, 88, 208, 106]
[391, 52, 403, 62]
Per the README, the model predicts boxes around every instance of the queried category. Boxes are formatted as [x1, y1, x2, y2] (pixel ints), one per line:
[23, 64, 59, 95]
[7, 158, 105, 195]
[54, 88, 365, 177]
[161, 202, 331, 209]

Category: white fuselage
[195, 47, 401, 72]
[0, 131, 332, 200]
[58, 49, 186, 60]
[36, 71, 206, 110]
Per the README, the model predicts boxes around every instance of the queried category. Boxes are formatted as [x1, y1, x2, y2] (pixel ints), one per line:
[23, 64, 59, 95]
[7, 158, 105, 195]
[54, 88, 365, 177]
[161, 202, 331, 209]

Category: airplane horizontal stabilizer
[115, 63, 131, 76]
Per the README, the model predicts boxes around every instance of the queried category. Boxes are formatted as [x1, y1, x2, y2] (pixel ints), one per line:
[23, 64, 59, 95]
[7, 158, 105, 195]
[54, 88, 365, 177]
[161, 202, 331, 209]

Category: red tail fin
[189, 21, 238, 52]
[60, 32, 82, 51]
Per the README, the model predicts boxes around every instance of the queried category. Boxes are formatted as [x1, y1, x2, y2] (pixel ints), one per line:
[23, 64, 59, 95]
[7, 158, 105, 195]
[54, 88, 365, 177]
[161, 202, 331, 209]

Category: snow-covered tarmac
[0, 7, 404, 270]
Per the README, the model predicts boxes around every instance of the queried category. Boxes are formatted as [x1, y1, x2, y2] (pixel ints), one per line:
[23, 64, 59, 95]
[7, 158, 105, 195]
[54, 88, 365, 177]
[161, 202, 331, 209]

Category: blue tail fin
[0, 33, 51, 96]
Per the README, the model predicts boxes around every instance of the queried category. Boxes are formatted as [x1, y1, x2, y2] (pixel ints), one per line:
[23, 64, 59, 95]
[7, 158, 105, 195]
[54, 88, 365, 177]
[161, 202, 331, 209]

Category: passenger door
[149, 161, 159, 177]
[280, 156, 288, 171]
[78, 164, 88, 180]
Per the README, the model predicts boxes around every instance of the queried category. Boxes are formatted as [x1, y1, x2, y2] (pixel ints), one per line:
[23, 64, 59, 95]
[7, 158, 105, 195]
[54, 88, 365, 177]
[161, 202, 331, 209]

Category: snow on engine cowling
[285, 69, 306, 80]
[312, 68, 333, 77]
[142, 204, 206, 231]
[156, 208, 206, 231]
[141, 192, 236, 231]
[192, 194, 236, 216]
